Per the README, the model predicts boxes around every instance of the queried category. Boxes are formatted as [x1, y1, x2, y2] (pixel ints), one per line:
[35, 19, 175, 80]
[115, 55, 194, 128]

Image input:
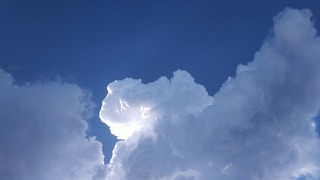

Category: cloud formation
[100, 8, 320, 180]
[0, 69, 106, 180]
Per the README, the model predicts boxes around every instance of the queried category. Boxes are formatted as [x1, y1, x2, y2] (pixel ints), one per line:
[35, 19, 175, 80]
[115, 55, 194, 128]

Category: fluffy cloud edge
[100, 8, 320, 180]
[0, 69, 107, 180]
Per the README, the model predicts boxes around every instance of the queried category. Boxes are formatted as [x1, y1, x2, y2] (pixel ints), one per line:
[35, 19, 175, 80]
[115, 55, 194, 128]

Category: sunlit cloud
[100, 8, 320, 180]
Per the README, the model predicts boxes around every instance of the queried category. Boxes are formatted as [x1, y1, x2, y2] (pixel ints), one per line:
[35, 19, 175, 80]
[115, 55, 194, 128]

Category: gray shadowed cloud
[0, 69, 107, 180]
[100, 8, 320, 180]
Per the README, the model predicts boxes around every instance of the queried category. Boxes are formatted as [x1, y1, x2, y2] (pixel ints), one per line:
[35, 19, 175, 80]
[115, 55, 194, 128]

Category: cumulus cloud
[100, 8, 320, 180]
[0, 69, 106, 180]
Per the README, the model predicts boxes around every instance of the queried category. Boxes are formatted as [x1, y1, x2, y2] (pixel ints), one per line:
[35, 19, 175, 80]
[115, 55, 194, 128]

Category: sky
[1, 1, 320, 180]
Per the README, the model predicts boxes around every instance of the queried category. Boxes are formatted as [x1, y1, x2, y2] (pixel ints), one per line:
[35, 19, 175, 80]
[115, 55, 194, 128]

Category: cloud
[0, 69, 106, 180]
[100, 8, 320, 180]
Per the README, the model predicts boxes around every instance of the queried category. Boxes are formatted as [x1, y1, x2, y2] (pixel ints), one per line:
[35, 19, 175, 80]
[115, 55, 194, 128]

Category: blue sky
[1, 1, 320, 180]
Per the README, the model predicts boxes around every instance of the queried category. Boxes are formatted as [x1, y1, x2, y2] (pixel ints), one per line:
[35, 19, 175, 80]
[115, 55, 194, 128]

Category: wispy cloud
[100, 8, 320, 179]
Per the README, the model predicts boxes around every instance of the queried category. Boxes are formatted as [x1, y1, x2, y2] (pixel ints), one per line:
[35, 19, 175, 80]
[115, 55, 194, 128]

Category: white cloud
[0, 70, 106, 180]
[100, 8, 320, 180]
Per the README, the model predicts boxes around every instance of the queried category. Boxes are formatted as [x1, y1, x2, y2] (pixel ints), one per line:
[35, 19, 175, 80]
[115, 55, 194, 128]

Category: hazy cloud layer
[0, 69, 106, 180]
[100, 8, 320, 180]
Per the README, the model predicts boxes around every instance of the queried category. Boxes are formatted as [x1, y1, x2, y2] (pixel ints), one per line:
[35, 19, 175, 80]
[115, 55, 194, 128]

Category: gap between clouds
[100, 8, 320, 180]
[1, 7, 320, 180]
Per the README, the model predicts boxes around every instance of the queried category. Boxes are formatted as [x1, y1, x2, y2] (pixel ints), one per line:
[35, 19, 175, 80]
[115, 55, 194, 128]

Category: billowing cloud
[100, 8, 320, 180]
[0, 69, 106, 180]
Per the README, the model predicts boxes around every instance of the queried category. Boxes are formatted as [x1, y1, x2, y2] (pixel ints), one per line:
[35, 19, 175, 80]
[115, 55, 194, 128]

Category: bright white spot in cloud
[0, 70, 106, 180]
[100, 8, 320, 180]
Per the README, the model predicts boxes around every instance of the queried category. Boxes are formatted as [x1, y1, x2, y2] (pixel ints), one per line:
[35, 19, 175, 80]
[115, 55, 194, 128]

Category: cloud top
[100, 8, 320, 180]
